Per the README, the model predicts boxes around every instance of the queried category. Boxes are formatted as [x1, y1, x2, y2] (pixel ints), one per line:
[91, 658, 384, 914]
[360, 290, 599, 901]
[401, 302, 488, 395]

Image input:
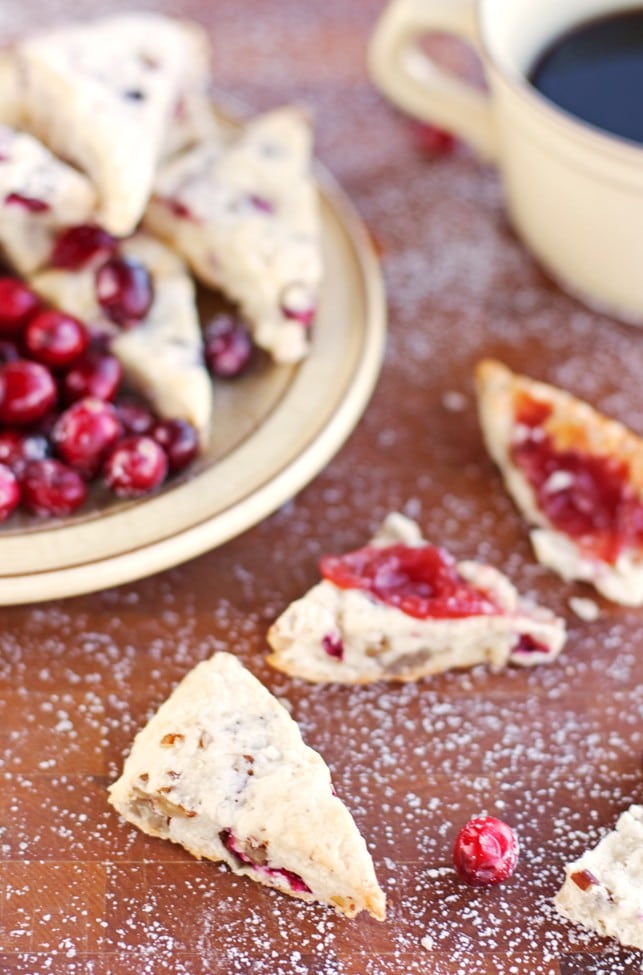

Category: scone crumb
[420, 934, 434, 950]
[441, 390, 467, 412]
[568, 596, 600, 622]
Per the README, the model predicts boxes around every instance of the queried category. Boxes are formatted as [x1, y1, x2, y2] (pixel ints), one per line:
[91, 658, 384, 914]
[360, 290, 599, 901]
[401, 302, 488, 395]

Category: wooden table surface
[1, 1, 643, 973]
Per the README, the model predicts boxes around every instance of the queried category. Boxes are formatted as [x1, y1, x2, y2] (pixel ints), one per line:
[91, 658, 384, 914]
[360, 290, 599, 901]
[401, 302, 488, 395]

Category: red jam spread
[512, 394, 643, 563]
[320, 543, 500, 619]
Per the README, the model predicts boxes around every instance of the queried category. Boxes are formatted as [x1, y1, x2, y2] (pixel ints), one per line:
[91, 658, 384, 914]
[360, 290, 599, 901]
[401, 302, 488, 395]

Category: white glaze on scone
[108, 651, 386, 921]
[266, 513, 566, 684]
[0, 125, 96, 274]
[555, 804, 643, 951]
[31, 233, 213, 439]
[475, 358, 643, 605]
[17, 12, 211, 235]
[146, 106, 322, 363]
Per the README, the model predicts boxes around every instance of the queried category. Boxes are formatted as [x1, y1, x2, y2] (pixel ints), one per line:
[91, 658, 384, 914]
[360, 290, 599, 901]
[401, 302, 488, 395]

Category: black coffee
[529, 8, 643, 145]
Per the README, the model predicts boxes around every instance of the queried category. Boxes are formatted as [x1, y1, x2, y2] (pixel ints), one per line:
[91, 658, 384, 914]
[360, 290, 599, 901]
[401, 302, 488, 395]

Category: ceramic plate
[0, 165, 386, 604]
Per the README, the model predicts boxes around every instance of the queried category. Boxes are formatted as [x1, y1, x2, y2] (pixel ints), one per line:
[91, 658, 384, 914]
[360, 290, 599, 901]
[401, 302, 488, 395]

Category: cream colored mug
[368, 0, 643, 324]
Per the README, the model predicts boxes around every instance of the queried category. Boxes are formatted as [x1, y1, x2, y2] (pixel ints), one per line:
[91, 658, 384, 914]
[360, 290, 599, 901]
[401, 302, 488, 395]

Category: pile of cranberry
[0, 237, 254, 523]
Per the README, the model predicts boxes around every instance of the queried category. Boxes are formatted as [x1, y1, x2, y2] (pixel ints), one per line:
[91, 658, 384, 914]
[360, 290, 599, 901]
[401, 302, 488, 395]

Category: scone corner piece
[108, 651, 385, 922]
[554, 804, 643, 951]
[474, 358, 643, 606]
[266, 511, 566, 685]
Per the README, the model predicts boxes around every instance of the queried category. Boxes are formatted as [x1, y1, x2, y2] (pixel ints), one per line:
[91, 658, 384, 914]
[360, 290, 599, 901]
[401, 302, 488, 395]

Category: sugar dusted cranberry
[62, 351, 122, 403]
[95, 256, 153, 326]
[152, 418, 199, 473]
[0, 278, 40, 335]
[0, 359, 57, 425]
[204, 313, 254, 378]
[0, 462, 20, 521]
[50, 224, 116, 270]
[24, 309, 89, 369]
[321, 543, 501, 620]
[0, 430, 49, 476]
[116, 398, 156, 435]
[104, 435, 168, 498]
[4, 192, 50, 213]
[453, 816, 519, 887]
[21, 458, 87, 517]
[52, 398, 123, 479]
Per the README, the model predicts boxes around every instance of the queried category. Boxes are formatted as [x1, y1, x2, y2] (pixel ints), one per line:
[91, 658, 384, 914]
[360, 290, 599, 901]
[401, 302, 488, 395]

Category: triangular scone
[555, 805, 643, 951]
[145, 107, 323, 363]
[17, 12, 211, 236]
[0, 125, 96, 274]
[108, 651, 386, 921]
[31, 233, 213, 440]
[475, 358, 643, 605]
[266, 513, 566, 684]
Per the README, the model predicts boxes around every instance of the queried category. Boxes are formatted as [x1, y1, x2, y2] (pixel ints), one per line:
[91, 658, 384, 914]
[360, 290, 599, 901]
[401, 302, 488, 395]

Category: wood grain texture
[1, 1, 642, 973]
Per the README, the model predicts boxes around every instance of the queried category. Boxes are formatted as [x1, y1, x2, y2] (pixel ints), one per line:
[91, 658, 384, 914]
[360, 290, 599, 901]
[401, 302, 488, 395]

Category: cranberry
[152, 418, 199, 472]
[204, 314, 254, 378]
[412, 121, 457, 156]
[453, 816, 519, 887]
[52, 398, 123, 479]
[320, 544, 501, 620]
[0, 430, 49, 476]
[50, 224, 116, 270]
[0, 278, 40, 336]
[281, 283, 316, 328]
[322, 634, 344, 661]
[62, 351, 122, 403]
[4, 192, 50, 213]
[0, 359, 57, 425]
[116, 398, 156, 435]
[95, 256, 153, 326]
[24, 309, 89, 369]
[21, 458, 87, 517]
[0, 462, 20, 522]
[104, 435, 168, 498]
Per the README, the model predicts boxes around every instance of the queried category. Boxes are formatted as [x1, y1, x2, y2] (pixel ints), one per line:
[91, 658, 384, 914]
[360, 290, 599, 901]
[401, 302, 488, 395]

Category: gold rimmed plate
[0, 164, 386, 604]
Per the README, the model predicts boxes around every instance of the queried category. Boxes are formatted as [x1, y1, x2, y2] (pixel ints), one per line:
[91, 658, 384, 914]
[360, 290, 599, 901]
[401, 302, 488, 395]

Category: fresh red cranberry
[62, 351, 122, 403]
[52, 398, 123, 479]
[23, 309, 89, 369]
[0, 430, 49, 476]
[4, 192, 50, 213]
[21, 458, 87, 516]
[0, 359, 57, 425]
[453, 816, 519, 887]
[50, 224, 116, 270]
[104, 435, 168, 498]
[0, 462, 20, 521]
[204, 314, 254, 378]
[0, 278, 40, 336]
[412, 121, 457, 156]
[116, 398, 156, 435]
[95, 256, 153, 327]
[152, 418, 199, 473]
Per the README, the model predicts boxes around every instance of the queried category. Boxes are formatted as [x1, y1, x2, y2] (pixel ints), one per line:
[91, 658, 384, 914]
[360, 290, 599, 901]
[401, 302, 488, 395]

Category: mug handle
[368, 0, 498, 161]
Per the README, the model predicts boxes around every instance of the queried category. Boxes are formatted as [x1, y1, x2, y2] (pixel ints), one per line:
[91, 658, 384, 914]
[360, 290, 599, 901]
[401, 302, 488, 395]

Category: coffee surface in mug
[529, 8, 643, 145]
